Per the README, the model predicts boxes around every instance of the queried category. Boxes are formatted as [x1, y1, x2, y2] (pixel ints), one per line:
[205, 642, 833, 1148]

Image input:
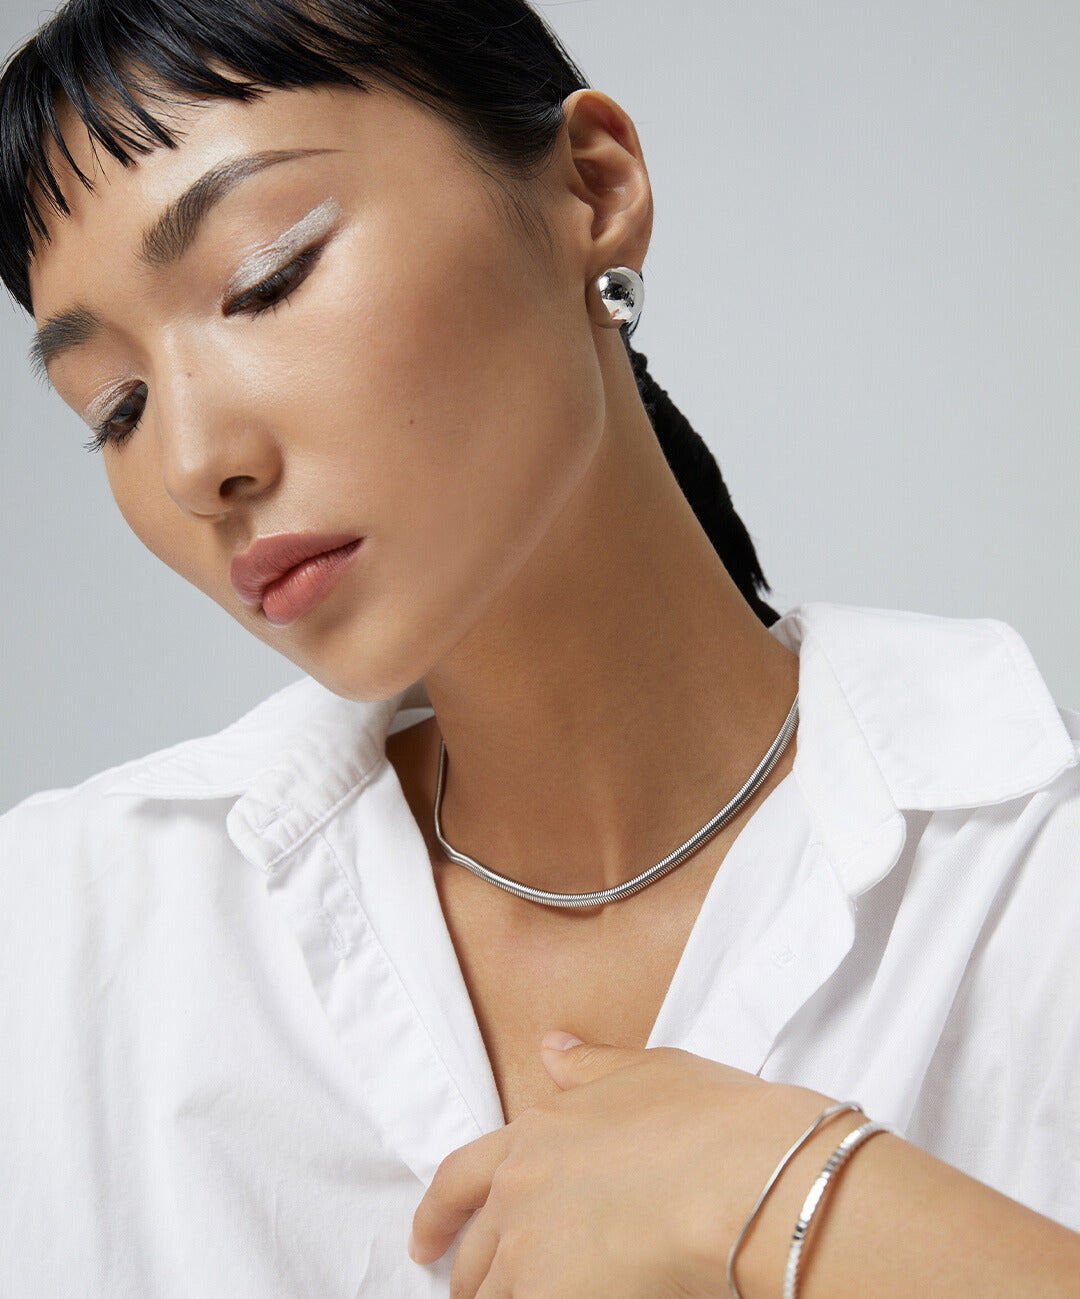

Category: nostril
[220, 474, 255, 499]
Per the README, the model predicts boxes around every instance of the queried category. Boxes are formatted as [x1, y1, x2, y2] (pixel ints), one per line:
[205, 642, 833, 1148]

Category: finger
[472, 1248, 514, 1299]
[540, 1036, 650, 1089]
[411, 1127, 511, 1264]
[447, 1212, 500, 1299]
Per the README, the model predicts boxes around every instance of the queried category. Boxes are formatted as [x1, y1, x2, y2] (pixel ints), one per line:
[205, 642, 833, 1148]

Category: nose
[155, 366, 283, 518]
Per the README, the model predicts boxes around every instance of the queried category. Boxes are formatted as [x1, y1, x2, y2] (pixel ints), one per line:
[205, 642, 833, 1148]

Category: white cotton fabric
[1, 600, 1079, 1297]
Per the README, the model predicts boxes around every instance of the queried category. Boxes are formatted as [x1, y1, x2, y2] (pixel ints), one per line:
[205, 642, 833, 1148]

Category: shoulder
[0, 668, 432, 900]
[0, 674, 371, 864]
[774, 599, 1079, 808]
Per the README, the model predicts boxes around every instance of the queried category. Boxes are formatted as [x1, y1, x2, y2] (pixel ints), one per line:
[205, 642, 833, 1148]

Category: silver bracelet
[782, 1119, 894, 1299]
[726, 1100, 863, 1299]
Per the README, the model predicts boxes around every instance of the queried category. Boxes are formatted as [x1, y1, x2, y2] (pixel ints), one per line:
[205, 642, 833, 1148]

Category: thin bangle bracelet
[726, 1100, 864, 1299]
[782, 1119, 894, 1299]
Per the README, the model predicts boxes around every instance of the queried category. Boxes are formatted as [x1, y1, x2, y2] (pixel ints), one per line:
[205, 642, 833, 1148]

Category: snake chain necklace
[432, 693, 799, 910]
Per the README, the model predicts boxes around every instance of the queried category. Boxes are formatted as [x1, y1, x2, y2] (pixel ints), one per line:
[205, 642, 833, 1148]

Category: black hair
[0, 0, 780, 625]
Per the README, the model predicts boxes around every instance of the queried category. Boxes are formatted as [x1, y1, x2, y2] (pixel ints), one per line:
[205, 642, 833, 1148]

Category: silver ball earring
[595, 265, 644, 327]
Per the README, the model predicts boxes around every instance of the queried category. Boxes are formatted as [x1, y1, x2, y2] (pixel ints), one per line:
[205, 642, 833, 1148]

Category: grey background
[2, 0, 1078, 813]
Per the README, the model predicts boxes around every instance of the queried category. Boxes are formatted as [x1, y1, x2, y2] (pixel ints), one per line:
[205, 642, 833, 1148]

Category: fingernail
[542, 1030, 584, 1051]
[407, 1229, 417, 1262]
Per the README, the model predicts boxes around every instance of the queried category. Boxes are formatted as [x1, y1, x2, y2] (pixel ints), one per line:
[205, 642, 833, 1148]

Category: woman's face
[28, 82, 613, 700]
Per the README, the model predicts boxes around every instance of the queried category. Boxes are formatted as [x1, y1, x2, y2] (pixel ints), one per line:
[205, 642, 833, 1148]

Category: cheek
[323, 187, 604, 569]
[105, 450, 211, 592]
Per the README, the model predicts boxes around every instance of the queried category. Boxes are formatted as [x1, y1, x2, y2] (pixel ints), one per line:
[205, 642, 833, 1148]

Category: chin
[256, 581, 462, 704]
[287, 629, 430, 706]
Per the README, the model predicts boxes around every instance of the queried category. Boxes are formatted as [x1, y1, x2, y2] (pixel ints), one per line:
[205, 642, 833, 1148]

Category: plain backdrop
[2, 0, 1078, 812]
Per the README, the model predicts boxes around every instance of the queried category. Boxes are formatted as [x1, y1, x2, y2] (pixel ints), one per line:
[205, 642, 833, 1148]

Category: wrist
[728, 1098, 868, 1299]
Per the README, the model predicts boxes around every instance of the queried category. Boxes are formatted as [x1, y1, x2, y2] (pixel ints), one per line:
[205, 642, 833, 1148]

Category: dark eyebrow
[28, 146, 337, 379]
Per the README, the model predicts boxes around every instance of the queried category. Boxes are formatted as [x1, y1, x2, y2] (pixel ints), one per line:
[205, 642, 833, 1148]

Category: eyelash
[84, 244, 326, 454]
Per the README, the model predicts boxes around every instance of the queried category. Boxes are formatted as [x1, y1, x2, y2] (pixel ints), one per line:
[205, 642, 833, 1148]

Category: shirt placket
[227, 756, 504, 1190]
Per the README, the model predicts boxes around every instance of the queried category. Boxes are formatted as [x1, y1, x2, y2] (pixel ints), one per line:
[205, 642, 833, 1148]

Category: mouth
[260, 538, 364, 626]
[231, 533, 365, 627]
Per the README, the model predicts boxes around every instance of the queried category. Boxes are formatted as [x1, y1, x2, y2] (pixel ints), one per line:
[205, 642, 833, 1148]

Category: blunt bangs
[0, 0, 588, 312]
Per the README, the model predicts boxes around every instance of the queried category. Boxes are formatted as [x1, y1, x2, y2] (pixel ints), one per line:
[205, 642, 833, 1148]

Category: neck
[419, 350, 799, 905]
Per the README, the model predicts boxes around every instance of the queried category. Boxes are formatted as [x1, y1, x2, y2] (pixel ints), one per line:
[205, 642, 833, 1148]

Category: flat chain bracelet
[726, 1100, 864, 1299]
[782, 1119, 894, 1299]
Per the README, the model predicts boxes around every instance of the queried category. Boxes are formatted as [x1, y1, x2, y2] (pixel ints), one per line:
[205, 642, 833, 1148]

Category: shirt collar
[107, 602, 1077, 892]
[770, 601, 1076, 894]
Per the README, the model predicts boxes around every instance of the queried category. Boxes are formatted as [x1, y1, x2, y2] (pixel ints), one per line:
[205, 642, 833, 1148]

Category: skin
[413, 1037, 1080, 1298]
[31, 78, 799, 901]
[27, 75, 1080, 1298]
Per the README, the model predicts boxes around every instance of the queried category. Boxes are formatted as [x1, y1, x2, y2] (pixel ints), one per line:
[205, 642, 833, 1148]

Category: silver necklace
[432, 693, 799, 910]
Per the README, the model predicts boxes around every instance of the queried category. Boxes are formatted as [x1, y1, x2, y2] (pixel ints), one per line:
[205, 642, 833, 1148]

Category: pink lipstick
[231, 533, 364, 627]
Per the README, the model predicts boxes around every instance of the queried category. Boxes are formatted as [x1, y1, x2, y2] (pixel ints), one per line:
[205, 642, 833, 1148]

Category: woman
[0, 1, 1077, 1295]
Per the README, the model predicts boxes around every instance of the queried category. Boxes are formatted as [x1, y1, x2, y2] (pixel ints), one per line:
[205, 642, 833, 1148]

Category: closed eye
[84, 242, 328, 453]
[225, 243, 325, 317]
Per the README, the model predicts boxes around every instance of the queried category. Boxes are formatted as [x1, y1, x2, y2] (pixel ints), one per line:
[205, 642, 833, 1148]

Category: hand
[407, 1031, 833, 1299]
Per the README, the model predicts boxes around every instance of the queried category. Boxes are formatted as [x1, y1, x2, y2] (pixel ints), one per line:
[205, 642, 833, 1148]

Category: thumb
[539, 1030, 646, 1089]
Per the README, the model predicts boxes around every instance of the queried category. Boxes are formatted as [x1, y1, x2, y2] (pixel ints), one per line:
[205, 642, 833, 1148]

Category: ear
[557, 88, 654, 319]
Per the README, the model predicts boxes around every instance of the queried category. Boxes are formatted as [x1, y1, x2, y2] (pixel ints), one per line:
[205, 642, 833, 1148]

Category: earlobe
[587, 265, 645, 329]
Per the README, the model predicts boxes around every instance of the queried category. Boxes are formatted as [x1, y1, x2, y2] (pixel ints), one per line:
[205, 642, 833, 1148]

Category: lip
[231, 532, 364, 626]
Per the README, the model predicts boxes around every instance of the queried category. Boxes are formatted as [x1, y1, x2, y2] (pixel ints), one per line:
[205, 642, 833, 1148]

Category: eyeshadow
[225, 197, 343, 298]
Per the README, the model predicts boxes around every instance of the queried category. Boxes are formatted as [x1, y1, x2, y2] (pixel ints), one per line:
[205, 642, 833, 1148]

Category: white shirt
[2, 600, 1079, 1297]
